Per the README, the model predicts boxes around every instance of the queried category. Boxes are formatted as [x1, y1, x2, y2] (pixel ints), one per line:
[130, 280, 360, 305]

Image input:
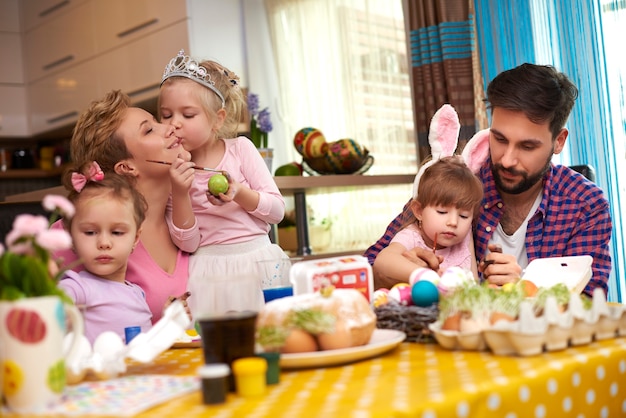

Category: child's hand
[164, 291, 192, 320]
[206, 171, 238, 205]
[169, 155, 195, 193]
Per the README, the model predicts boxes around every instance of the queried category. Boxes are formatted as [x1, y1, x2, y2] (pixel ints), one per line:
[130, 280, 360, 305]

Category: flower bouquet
[247, 92, 273, 149]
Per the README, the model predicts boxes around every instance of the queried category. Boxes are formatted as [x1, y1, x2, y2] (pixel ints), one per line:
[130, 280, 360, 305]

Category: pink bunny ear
[428, 104, 460, 159]
[412, 104, 460, 198]
[461, 129, 490, 174]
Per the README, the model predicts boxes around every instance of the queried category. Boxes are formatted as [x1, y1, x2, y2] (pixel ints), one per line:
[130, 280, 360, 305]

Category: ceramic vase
[0, 295, 84, 413]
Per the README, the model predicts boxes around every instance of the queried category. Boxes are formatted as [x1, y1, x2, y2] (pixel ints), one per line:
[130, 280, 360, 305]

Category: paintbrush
[146, 159, 224, 173]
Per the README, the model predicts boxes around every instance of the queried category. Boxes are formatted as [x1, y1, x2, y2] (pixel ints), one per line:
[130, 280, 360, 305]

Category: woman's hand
[164, 291, 192, 321]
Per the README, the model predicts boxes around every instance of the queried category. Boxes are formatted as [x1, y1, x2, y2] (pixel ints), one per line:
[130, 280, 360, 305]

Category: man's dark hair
[485, 63, 579, 139]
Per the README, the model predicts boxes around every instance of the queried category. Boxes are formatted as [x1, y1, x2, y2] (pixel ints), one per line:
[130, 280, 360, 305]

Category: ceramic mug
[0, 295, 84, 414]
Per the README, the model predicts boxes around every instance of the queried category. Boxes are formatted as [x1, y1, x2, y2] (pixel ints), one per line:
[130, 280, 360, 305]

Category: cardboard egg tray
[428, 288, 626, 356]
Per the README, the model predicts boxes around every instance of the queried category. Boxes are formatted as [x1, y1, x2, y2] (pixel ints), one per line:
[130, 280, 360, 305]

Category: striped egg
[6, 307, 47, 343]
[293, 127, 327, 158]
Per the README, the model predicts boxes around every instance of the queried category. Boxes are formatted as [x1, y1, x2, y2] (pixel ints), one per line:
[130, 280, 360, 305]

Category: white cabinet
[0, 33, 23, 84]
[92, 0, 187, 54]
[20, 0, 88, 32]
[23, 1, 96, 83]
[0, 86, 28, 137]
[97, 20, 190, 104]
[0, 0, 20, 31]
[27, 59, 99, 134]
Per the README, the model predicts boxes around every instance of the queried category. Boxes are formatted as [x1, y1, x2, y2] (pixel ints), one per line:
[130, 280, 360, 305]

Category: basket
[374, 303, 439, 343]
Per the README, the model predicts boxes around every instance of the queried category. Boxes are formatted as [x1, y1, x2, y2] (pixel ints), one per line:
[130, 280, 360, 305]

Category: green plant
[0, 195, 74, 302]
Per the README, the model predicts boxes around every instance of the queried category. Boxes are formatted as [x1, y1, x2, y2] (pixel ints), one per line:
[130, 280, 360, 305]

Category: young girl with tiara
[374, 105, 484, 284]
[58, 162, 153, 344]
[158, 50, 288, 318]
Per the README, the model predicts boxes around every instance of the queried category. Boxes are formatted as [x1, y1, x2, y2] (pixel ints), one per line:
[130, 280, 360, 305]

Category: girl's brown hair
[62, 167, 148, 232]
[403, 156, 483, 226]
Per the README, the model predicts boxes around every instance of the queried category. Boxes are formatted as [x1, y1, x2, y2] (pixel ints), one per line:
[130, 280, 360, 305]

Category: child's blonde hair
[159, 60, 245, 139]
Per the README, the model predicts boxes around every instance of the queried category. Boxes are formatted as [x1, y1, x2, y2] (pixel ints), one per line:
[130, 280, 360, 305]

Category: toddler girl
[58, 162, 153, 344]
[158, 50, 288, 318]
[374, 156, 483, 282]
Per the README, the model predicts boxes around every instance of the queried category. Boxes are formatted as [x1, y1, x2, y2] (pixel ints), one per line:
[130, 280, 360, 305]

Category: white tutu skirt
[187, 235, 291, 319]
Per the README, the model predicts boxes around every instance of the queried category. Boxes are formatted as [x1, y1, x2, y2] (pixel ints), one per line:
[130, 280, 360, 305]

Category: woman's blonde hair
[159, 60, 245, 139]
[69, 90, 133, 174]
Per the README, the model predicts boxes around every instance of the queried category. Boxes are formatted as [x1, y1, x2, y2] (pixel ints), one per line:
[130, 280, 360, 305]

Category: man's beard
[491, 157, 551, 195]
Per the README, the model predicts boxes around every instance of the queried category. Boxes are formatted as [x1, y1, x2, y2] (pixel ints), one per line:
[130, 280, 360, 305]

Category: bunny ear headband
[412, 104, 490, 199]
[71, 161, 105, 192]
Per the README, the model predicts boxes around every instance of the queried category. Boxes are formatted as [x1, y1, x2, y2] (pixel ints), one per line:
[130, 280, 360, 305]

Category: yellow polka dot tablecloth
[6, 339, 626, 417]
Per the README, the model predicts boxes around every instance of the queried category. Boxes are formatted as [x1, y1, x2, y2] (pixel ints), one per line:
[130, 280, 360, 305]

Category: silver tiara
[162, 50, 225, 107]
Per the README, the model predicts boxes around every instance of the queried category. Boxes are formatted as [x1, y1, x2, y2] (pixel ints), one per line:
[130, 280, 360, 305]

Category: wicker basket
[374, 303, 439, 343]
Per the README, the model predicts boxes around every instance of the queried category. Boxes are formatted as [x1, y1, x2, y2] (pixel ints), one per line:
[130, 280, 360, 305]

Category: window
[265, 0, 416, 253]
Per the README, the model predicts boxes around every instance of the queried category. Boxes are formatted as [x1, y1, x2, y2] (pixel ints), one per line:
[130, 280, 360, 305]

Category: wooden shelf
[0, 167, 65, 180]
[274, 174, 415, 194]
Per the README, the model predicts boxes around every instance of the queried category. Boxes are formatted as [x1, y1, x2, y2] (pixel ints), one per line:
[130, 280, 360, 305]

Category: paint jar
[198, 364, 230, 405]
[232, 357, 267, 397]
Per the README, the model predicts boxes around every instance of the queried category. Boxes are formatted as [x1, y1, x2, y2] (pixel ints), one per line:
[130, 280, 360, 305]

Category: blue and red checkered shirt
[364, 161, 613, 297]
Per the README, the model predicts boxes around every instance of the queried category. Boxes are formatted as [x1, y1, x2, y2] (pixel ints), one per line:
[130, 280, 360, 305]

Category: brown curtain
[404, 0, 488, 162]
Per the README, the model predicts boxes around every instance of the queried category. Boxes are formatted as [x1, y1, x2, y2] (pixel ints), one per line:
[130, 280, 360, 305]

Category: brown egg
[441, 312, 461, 331]
[519, 280, 539, 297]
[281, 328, 318, 353]
[317, 319, 352, 351]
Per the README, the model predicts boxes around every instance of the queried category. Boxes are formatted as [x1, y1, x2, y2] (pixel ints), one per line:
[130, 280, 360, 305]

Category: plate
[279, 329, 406, 369]
[171, 331, 202, 349]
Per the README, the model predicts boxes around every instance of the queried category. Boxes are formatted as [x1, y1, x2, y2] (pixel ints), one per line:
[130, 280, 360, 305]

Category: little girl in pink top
[159, 50, 288, 319]
[58, 163, 153, 344]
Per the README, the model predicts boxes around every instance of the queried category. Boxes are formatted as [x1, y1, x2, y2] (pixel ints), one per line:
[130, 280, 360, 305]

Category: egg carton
[428, 288, 626, 356]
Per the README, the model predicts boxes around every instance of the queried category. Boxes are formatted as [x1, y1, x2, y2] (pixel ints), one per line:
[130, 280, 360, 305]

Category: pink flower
[36, 229, 72, 252]
[43, 195, 75, 219]
[11, 214, 48, 237]
[0, 243, 4, 257]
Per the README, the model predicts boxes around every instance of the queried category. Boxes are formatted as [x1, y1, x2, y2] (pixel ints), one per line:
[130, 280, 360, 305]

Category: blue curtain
[474, 0, 625, 302]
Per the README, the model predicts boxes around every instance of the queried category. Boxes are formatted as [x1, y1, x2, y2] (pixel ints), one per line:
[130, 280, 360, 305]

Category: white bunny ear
[461, 128, 490, 174]
[412, 104, 460, 198]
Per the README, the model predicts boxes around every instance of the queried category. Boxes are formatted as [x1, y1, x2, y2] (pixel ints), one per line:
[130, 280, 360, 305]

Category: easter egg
[371, 288, 390, 308]
[409, 268, 440, 286]
[438, 266, 474, 295]
[388, 283, 413, 306]
[411, 280, 440, 307]
[6, 307, 46, 343]
[324, 139, 367, 173]
[208, 174, 229, 196]
[293, 127, 327, 158]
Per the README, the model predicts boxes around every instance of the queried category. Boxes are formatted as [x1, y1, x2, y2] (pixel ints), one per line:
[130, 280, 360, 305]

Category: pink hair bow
[71, 161, 105, 192]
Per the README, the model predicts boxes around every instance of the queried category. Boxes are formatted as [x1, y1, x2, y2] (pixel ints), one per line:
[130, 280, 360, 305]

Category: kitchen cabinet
[0, 86, 28, 137]
[23, 1, 96, 83]
[97, 20, 190, 104]
[20, 0, 88, 32]
[27, 59, 99, 134]
[21, 0, 246, 136]
[92, 0, 187, 54]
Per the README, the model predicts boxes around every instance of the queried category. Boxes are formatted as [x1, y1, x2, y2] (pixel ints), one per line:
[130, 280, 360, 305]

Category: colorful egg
[411, 280, 440, 307]
[409, 268, 440, 286]
[6, 308, 47, 343]
[371, 288, 390, 308]
[388, 283, 413, 306]
[438, 266, 474, 295]
[293, 127, 327, 158]
[324, 139, 367, 173]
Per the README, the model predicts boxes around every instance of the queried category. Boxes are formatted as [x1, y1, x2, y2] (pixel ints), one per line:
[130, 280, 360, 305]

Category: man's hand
[478, 243, 523, 286]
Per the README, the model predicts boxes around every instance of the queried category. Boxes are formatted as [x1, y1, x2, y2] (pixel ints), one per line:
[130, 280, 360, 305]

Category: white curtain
[255, 0, 417, 253]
